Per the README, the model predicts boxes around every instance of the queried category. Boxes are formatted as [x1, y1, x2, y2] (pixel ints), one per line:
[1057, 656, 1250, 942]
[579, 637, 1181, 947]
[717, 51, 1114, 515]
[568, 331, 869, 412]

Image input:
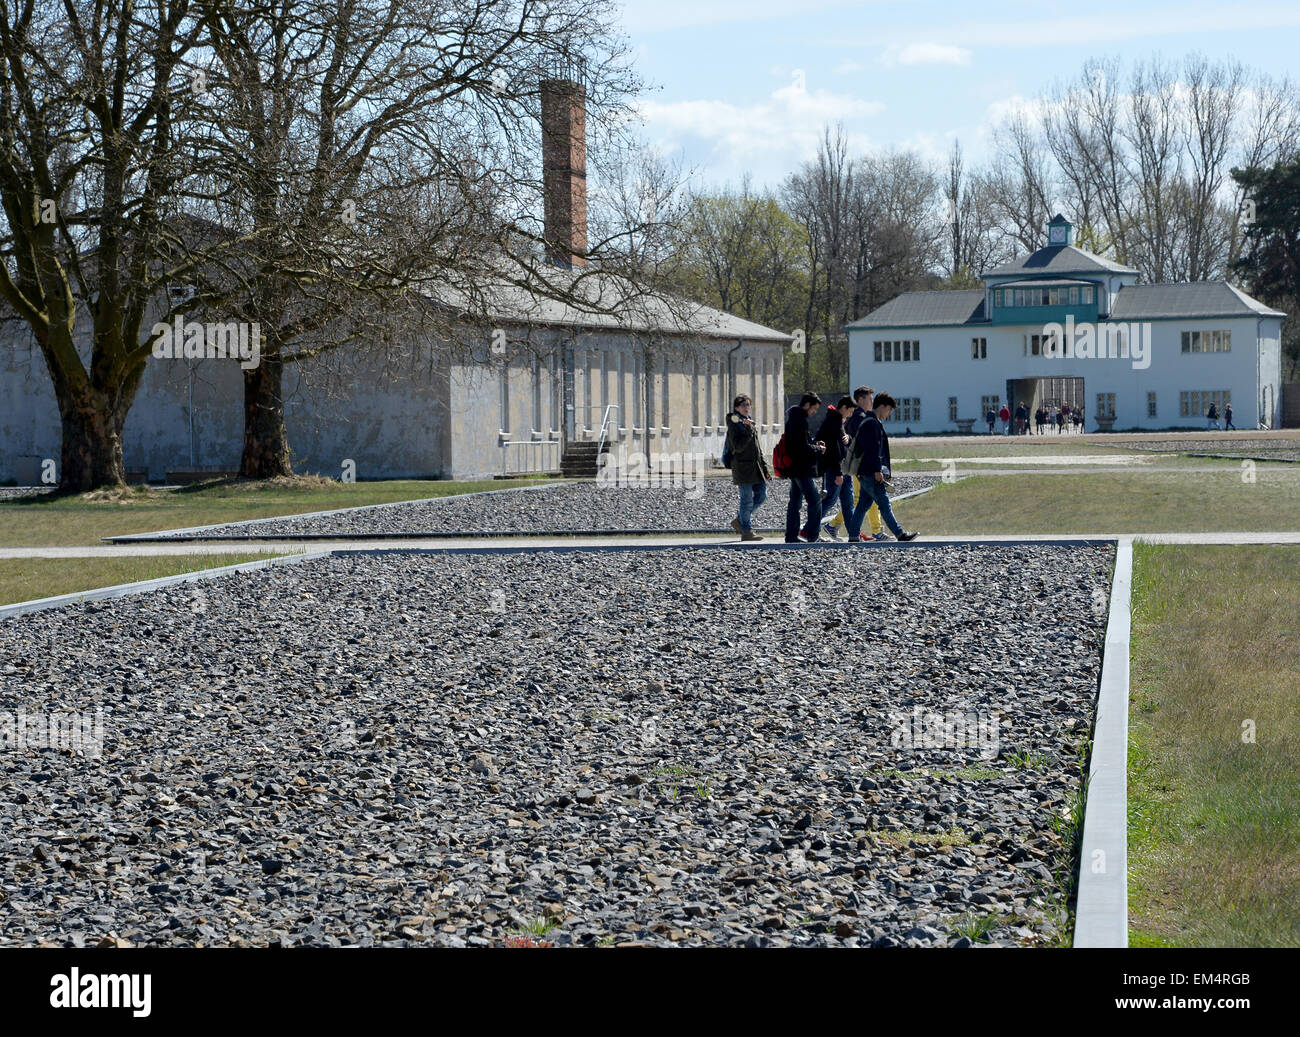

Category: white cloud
[636, 83, 882, 181]
[834, 60, 865, 76]
[885, 42, 972, 67]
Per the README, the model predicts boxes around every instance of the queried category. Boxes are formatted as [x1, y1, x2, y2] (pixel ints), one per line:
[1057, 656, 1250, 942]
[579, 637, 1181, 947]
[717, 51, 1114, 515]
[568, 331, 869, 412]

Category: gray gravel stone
[148, 477, 942, 538]
[0, 543, 1111, 946]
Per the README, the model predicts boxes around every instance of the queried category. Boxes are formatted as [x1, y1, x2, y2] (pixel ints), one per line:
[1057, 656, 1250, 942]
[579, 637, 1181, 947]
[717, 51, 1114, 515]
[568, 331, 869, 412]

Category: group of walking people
[987, 402, 1083, 434]
[723, 385, 919, 544]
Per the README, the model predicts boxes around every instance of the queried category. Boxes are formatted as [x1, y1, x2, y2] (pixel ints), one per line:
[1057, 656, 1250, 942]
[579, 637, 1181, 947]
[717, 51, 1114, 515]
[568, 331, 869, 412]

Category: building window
[1180, 389, 1231, 417]
[499, 363, 510, 434]
[981, 395, 1000, 416]
[661, 355, 671, 429]
[1147, 392, 1157, 418]
[887, 397, 920, 422]
[972, 337, 987, 359]
[948, 396, 959, 422]
[1069, 287, 1078, 304]
[617, 351, 627, 427]
[1096, 393, 1116, 419]
[531, 355, 542, 432]
[1182, 329, 1232, 354]
[1082, 286, 1093, 304]
[873, 339, 919, 362]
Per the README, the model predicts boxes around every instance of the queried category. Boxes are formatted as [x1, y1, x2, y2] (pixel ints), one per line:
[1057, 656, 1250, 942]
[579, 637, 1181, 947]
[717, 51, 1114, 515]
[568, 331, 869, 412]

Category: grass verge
[1128, 544, 1300, 946]
[0, 553, 294, 607]
[0, 476, 557, 547]
[891, 471, 1300, 533]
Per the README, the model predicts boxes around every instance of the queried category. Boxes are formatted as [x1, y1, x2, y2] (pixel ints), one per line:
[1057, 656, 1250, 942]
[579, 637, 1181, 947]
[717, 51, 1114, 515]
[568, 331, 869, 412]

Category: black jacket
[815, 408, 847, 476]
[852, 413, 891, 477]
[844, 405, 870, 439]
[783, 405, 819, 477]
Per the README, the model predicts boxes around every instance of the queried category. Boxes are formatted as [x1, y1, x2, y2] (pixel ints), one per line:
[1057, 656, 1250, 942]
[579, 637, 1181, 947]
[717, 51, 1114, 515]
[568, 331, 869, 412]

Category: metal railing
[594, 404, 620, 460]
[501, 439, 561, 476]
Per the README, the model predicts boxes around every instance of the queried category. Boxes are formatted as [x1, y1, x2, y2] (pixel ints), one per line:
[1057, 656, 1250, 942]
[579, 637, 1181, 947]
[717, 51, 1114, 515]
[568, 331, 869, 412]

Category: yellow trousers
[829, 474, 882, 534]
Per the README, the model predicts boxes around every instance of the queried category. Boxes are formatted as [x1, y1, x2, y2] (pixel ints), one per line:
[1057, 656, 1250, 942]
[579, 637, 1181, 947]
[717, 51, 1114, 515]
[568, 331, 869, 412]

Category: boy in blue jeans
[847, 392, 919, 543]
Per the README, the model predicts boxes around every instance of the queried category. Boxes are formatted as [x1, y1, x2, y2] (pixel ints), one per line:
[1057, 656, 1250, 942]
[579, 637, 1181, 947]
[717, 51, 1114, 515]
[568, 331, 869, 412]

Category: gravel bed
[138, 476, 943, 539]
[1119, 437, 1300, 462]
[0, 543, 1111, 947]
[0, 487, 56, 500]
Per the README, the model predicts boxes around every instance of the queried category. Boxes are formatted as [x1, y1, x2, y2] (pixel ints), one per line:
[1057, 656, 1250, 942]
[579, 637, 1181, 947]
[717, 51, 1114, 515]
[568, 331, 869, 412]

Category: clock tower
[1047, 213, 1072, 246]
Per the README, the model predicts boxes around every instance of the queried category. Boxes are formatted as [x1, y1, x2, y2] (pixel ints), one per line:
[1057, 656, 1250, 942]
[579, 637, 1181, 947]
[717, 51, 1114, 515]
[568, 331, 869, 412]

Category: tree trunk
[58, 388, 129, 492]
[240, 354, 293, 478]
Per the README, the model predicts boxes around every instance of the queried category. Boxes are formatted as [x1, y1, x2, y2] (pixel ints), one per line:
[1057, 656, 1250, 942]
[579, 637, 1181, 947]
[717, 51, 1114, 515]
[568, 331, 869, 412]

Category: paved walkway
[5, 530, 1300, 559]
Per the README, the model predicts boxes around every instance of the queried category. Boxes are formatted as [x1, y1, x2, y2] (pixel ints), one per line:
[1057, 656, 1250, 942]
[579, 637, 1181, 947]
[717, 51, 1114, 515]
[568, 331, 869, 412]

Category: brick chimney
[540, 78, 588, 268]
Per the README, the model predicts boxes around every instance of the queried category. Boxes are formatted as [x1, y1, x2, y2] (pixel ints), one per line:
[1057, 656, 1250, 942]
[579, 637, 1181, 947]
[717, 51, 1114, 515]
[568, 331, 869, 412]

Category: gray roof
[1108, 281, 1286, 320]
[983, 244, 1138, 278]
[847, 279, 1285, 332]
[845, 290, 986, 329]
[430, 263, 792, 343]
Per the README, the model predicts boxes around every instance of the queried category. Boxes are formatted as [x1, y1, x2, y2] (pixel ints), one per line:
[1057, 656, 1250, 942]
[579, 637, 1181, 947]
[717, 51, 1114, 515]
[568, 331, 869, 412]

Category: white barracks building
[847, 215, 1286, 432]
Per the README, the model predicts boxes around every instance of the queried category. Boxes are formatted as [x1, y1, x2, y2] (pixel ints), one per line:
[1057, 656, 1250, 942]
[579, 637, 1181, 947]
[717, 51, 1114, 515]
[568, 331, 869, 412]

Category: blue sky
[618, 0, 1300, 190]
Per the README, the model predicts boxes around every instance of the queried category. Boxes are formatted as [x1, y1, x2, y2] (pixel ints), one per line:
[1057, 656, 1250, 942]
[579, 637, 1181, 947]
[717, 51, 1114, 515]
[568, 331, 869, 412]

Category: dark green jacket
[725, 411, 771, 485]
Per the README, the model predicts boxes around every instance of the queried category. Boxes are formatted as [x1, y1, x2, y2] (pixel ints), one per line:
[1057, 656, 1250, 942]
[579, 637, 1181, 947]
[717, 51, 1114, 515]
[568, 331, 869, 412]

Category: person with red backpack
[780, 392, 825, 543]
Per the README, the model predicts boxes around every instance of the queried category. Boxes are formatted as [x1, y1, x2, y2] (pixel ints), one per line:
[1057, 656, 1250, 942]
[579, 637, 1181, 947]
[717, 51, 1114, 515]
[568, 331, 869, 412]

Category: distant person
[784, 392, 825, 543]
[1015, 402, 1028, 436]
[846, 392, 918, 543]
[810, 396, 854, 541]
[827, 386, 885, 541]
[725, 394, 770, 542]
[1035, 406, 1047, 435]
[986, 407, 996, 434]
[1055, 407, 1065, 434]
[1224, 403, 1235, 430]
[999, 403, 1011, 435]
[1206, 403, 1219, 431]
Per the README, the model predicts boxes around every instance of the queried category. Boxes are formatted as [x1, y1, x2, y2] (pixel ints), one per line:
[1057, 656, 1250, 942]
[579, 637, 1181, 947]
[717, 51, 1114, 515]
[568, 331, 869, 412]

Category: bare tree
[0, 0, 211, 490]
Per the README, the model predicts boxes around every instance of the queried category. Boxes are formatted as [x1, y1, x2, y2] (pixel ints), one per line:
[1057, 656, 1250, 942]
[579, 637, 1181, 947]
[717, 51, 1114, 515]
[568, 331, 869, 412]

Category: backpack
[721, 439, 734, 469]
[771, 434, 791, 478]
[845, 435, 863, 477]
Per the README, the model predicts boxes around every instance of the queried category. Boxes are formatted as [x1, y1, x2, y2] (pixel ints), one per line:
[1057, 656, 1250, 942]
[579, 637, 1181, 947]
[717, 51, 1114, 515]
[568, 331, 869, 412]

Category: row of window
[499, 350, 786, 438]
[995, 285, 1095, 308]
[873, 339, 921, 363]
[923, 391, 1232, 422]
[897, 329, 1233, 362]
[1181, 330, 1231, 353]
[1181, 390, 1230, 416]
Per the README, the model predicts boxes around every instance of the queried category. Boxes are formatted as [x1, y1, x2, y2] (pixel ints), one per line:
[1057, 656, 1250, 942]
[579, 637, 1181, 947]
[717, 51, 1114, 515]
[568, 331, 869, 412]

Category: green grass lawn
[1128, 545, 1300, 947]
[892, 470, 1300, 533]
[889, 437, 1131, 459]
[0, 476, 556, 547]
[0, 554, 293, 606]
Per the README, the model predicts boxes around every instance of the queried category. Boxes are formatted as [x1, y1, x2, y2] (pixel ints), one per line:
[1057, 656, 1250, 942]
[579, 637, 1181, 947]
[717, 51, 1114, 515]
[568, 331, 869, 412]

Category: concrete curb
[1073, 536, 1133, 947]
[336, 536, 1119, 558]
[0, 550, 329, 621]
[100, 485, 938, 543]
